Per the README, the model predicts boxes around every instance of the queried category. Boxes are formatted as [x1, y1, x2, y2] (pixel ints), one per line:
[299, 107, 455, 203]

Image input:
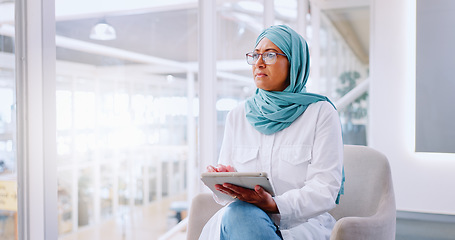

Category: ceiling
[324, 6, 370, 64]
[55, 8, 200, 66]
[0, 0, 370, 74]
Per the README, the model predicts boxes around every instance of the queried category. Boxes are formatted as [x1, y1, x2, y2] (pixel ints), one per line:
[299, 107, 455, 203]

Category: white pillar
[263, 0, 275, 28]
[112, 158, 119, 215]
[72, 165, 78, 232]
[70, 77, 79, 233]
[15, 0, 58, 239]
[93, 78, 101, 223]
[297, 0, 309, 38]
[94, 163, 101, 223]
[198, 0, 217, 192]
[129, 157, 135, 207]
[186, 71, 197, 201]
[143, 159, 150, 204]
[309, 0, 321, 93]
[337, 40, 343, 85]
[156, 158, 163, 201]
[326, 29, 334, 98]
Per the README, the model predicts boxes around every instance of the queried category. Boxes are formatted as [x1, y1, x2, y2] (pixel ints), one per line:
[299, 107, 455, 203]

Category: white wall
[369, 0, 455, 215]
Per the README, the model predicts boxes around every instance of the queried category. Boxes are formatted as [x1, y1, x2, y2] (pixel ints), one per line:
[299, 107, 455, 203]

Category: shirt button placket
[262, 133, 275, 174]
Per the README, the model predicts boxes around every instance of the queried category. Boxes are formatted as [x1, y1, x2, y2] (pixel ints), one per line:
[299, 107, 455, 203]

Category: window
[55, 1, 198, 238]
[321, 5, 370, 145]
[0, 1, 18, 239]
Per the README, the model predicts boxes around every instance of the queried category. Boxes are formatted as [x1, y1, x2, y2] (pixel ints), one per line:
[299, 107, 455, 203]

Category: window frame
[15, 0, 58, 239]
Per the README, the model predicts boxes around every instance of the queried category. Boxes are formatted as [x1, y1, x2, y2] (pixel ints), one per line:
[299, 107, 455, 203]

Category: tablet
[200, 172, 275, 202]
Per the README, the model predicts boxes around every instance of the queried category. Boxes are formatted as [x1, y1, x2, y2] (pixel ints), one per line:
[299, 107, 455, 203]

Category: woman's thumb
[255, 185, 265, 195]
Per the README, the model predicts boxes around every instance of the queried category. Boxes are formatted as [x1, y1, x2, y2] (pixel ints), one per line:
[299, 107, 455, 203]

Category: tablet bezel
[200, 172, 275, 202]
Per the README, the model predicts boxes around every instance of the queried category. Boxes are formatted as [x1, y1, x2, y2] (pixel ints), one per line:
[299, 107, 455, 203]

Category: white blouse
[199, 101, 344, 240]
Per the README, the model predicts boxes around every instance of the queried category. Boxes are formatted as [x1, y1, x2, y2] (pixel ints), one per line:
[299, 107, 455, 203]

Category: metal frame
[15, 0, 58, 239]
[197, 0, 217, 193]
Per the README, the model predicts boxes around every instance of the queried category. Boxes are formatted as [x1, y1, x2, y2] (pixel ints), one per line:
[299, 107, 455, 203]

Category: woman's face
[252, 37, 290, 92]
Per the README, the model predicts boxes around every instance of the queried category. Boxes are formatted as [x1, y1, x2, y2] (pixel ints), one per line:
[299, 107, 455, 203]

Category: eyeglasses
[245, 51, 287, 65]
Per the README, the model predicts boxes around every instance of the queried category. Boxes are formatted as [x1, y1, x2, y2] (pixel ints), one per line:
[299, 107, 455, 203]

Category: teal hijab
[245, 25, 334, 135]
[245, 25, 344, 204]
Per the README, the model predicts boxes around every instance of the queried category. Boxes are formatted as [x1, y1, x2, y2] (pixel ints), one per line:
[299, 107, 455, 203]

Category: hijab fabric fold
[245, 25, 334, 135]
[245, 25, 344, 204]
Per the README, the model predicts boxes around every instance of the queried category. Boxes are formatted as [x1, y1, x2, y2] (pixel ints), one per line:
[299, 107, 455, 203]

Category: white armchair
[328, 145, 396, 239]
[186, 145, 396, 240]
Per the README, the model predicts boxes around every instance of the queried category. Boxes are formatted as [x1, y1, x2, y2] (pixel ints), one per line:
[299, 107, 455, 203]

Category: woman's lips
[255, 73, 267, 77]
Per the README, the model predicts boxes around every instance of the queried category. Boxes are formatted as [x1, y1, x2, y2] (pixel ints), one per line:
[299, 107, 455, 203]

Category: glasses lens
[246, 52, 256, 65]
[263, 52, 276, 65]
[245, 52, 279, 65]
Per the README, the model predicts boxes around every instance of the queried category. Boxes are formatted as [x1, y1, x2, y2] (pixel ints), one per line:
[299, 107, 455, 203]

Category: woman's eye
[265, 52, 275, 58]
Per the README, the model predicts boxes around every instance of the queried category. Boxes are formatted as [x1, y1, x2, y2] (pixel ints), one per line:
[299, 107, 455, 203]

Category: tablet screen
[200, 172, 275, 201]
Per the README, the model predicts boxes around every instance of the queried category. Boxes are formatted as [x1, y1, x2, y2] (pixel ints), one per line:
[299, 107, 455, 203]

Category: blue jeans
[220, 200, 283, 240]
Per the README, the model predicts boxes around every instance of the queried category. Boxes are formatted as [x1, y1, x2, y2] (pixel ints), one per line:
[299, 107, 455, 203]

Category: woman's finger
[216, 185, 236, 196]
[254, 185, 268, 196]
[222, 183, 257, 199]
[206, 165, 217, 172]
[216, 164, 228, 172]
[226, 165, 236, 172]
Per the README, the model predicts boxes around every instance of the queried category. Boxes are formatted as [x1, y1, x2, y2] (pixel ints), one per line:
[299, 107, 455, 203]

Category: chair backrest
[186, 145, 395, 240]
[329, 145, 395, 220]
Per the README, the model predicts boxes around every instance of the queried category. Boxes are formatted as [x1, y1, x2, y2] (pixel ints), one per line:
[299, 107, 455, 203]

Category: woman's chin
[254, 80, 267, 90]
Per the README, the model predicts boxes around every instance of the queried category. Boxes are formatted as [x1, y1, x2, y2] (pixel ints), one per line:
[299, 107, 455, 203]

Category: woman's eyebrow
[254, 48, 280, 52]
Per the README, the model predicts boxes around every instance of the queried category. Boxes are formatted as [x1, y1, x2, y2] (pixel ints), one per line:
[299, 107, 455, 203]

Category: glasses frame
[245, 51, 287, 65]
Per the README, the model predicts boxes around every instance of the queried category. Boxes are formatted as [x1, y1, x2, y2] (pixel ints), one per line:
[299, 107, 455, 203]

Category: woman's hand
[205, 165, 277, 212]
[206, 164, 236, 172]
[215, 183, 279, 213]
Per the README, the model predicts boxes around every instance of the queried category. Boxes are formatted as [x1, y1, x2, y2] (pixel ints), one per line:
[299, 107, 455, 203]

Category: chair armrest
[330, 215, 394, 240]
[187, 193, 223, 240]
[330, 192, 396, 240]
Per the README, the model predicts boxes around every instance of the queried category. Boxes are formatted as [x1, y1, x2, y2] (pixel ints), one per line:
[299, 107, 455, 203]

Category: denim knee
[221, 200, 282, 240]
[222, 201, 267, 227]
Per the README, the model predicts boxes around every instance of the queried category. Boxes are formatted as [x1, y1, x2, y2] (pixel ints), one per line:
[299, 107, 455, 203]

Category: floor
[59, 194, 187, 240]
[396, 214, 455, 240]
[59, 197, 455, 240]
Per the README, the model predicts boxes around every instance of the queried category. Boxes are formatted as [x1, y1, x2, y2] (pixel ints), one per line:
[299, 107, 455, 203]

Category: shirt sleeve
[273, 102, 344, 229]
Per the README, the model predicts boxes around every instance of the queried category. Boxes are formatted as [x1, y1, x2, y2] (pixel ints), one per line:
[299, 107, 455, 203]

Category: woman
[200, 25, 344, 240]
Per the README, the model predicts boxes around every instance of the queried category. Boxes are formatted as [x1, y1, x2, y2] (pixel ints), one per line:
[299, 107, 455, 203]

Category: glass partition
[214, 1, 370, 149]
[55, 1, 198, 238]
[0, 1, 18, 239]
[215, 1, 258, 156]
[321, 6, 370, 145]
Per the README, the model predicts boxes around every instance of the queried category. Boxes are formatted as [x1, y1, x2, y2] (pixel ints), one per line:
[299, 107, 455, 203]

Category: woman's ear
[285, 69, 291, 90]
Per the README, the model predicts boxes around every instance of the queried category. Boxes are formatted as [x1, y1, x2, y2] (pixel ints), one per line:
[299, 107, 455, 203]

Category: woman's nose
[255, 55, 266, 68]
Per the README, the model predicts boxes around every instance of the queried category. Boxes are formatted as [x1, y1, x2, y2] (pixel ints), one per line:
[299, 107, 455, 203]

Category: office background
[0, 0, 454, 239]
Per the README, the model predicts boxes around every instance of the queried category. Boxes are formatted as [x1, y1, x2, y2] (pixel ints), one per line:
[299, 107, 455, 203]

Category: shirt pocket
[232, 146, 259, 172]
[278, 145, 312, 184]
